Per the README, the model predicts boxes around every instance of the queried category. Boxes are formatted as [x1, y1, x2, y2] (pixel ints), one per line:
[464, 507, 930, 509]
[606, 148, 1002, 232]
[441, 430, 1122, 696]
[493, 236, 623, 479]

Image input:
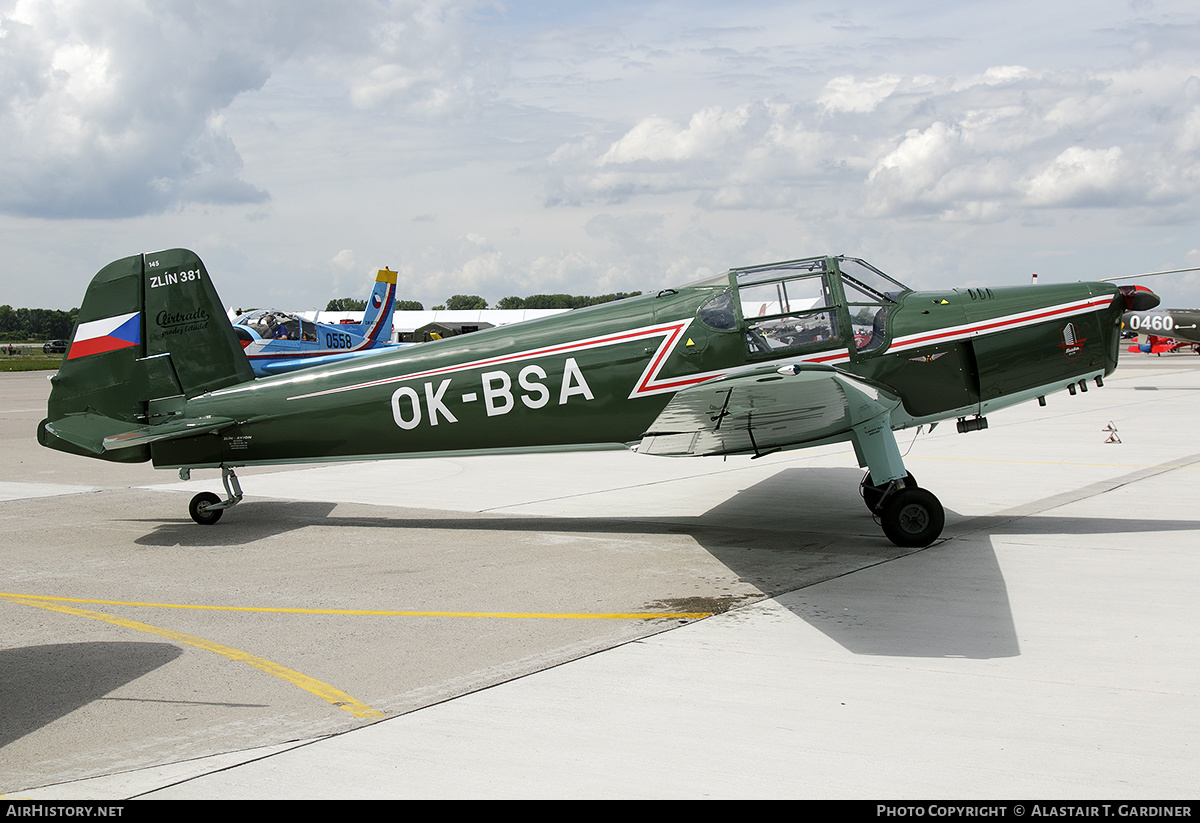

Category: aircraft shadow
[131, 501, 341, 546]
[0, 641, 182, 749]
[124, 467, 1200, 660]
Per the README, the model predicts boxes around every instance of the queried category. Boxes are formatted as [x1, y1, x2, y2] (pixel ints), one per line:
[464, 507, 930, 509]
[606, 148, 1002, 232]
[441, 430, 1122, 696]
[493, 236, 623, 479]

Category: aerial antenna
[1098, 265, 1200, 283]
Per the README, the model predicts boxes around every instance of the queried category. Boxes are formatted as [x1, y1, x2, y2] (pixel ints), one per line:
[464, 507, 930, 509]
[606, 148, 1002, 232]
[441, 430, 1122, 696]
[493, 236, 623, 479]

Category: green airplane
[38, 249, 1158, 548]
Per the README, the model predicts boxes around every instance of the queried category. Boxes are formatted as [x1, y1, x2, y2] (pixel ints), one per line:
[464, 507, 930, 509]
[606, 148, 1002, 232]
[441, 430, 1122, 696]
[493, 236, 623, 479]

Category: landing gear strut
[860, 470, 917, 512]
[187, 465, 243, 525]
[851, 412, 945, 548]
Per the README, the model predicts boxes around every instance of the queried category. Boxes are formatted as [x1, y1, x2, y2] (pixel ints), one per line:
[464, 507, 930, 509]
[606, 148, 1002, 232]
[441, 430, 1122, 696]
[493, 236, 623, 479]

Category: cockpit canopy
[697, 255, 910, 356]
[233, 309, 317, 342]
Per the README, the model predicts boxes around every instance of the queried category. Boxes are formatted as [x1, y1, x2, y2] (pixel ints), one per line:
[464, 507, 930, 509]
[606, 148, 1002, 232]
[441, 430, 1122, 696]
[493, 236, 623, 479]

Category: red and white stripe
[277, 294, 1113, 404]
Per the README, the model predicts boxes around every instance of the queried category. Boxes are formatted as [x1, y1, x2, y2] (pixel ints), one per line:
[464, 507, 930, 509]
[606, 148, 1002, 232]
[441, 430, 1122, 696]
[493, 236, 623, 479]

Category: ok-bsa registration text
[876, 806, 1194, 818]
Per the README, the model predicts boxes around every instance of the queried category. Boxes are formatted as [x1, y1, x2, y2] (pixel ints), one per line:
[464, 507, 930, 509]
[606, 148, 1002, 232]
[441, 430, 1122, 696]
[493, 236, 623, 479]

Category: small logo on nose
[1059, 322, 1085, 358]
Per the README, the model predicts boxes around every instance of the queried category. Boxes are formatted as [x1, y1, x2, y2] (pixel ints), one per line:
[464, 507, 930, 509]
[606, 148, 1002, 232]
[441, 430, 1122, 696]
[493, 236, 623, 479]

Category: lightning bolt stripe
[259, 293, 1112, 404]
[283, 319, 696, 402]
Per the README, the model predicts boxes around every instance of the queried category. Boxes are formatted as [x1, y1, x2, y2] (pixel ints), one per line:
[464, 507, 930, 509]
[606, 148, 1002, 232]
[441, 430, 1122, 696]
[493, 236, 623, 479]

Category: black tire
[189, 492, 223, 525]
[880, 487, 944, 548]
[860, 471, 917, 512]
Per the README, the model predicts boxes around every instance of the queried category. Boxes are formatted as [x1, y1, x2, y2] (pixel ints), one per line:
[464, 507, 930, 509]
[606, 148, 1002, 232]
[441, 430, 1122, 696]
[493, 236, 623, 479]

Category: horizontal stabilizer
[44, 412, 235, 454]
[638, 363, 901, 457]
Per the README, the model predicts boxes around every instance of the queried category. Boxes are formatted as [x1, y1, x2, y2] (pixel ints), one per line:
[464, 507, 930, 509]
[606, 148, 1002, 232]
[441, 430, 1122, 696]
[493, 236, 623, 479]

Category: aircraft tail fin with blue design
[354, 268, 397, 345]
[38, 249, 255, 461]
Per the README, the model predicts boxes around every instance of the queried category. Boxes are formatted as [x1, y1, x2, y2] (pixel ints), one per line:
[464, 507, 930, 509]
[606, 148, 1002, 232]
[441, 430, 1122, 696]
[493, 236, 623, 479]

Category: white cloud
[818, 75, 904, 114]
[0, 0, 273, 217]
[818, 74, 941, 113]
[7, 1, 1200, 312]
[599, 106, 751, 164]
[0, 0, 494, 219]
[547, 101, 838, 208]
[1025, 146, 1129, 206]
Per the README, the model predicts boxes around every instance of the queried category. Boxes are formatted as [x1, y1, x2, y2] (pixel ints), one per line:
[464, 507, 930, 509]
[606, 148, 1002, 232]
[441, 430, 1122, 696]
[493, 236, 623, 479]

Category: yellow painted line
[0, 595, 384, 719]
[787, 445, 1200, 472]
[0, 592, 711, 620]
[905, 455, 1200, 470]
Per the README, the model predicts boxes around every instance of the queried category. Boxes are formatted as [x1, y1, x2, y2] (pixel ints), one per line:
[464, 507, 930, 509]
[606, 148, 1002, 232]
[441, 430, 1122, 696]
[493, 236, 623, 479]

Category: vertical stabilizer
[356, 267, 397, 345]
[40, 249, 254, 461]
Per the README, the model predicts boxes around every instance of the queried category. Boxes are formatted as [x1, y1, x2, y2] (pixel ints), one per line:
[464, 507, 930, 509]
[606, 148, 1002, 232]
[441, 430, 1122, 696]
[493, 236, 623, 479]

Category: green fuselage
[150, 270, 1123, 470]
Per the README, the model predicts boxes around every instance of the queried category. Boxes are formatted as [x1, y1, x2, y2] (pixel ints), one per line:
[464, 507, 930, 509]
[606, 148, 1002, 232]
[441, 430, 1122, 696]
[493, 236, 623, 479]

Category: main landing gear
[860, 471, 945, 548]
[851, 411, 945, 548]
[185, 465, 243, 525]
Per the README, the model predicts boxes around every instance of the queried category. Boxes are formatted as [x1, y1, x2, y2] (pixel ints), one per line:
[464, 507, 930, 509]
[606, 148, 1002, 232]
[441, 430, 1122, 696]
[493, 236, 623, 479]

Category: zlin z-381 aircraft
[231, 267, 399, 377]
[38, 248, 1157, 548]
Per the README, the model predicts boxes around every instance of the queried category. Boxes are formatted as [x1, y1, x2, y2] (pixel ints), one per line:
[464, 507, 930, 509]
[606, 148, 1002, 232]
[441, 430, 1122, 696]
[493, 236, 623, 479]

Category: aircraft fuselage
[151, 268, 1123, 469]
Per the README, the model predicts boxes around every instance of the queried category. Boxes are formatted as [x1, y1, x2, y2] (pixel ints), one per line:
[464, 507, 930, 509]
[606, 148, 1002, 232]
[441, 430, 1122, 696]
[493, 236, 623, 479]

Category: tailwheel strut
[188, 466, 243, 525]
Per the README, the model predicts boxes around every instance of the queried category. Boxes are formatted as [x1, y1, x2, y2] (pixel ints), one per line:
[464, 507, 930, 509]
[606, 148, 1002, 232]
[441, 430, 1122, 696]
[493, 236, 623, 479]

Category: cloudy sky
[3, 0, 1200, 312]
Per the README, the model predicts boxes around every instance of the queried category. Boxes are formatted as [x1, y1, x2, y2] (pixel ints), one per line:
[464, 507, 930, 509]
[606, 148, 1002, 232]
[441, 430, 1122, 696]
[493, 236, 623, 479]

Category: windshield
[835, 258, 905, 353]
[835, 256, 909, 299]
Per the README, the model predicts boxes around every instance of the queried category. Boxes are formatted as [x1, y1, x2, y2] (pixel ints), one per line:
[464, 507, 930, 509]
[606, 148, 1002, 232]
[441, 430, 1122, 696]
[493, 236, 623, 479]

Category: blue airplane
[231, 268, 400, 376]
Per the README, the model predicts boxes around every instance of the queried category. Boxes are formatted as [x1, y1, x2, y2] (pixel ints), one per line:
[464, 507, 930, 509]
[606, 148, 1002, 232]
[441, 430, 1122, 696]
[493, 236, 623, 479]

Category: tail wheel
[189, 492, 223, 525]
[880, 487, 944, 548]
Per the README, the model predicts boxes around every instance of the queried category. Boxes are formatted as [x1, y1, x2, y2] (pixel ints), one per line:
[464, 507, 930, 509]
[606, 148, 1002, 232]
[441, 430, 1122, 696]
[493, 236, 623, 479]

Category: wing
[637, 363, 902, 458]
[253, 345, 405, 376]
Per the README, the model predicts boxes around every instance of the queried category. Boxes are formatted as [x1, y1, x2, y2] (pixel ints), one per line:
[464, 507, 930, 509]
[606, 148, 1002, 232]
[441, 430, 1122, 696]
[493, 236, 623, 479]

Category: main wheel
[189, 492, 223, 525]
[880, 487, 944, 548]
[860, 471, 917, 512]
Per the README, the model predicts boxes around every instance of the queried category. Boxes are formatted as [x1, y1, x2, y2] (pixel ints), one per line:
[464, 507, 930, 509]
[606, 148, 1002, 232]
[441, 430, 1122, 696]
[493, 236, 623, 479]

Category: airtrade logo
[1059, 322, 1085, 358]
[155, 308, 211, 339]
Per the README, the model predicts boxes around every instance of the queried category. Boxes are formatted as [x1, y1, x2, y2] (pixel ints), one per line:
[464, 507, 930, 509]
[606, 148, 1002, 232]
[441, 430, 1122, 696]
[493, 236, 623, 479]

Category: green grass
[0, 353, 63, 372]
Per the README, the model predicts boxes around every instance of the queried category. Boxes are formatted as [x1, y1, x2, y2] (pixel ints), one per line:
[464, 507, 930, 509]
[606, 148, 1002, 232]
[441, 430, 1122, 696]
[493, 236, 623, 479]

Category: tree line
[0, 305, 79, 342]
[0, 289, 645, 340]
[327, 292, 642, 312]
[324, 297, 424, 311]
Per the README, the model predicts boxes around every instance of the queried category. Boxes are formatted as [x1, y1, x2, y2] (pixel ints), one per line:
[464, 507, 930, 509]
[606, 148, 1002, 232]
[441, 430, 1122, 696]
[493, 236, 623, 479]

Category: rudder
[141, 248, 254, 394]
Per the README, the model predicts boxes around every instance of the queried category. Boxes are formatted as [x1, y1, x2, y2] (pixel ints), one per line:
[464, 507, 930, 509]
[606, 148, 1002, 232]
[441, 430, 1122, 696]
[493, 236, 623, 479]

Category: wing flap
[638, 363, 901, 457]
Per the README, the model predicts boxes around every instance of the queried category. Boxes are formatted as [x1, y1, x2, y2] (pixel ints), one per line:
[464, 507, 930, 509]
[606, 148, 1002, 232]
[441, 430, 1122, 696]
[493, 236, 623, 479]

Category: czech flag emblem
[69, 312, 141, 359]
